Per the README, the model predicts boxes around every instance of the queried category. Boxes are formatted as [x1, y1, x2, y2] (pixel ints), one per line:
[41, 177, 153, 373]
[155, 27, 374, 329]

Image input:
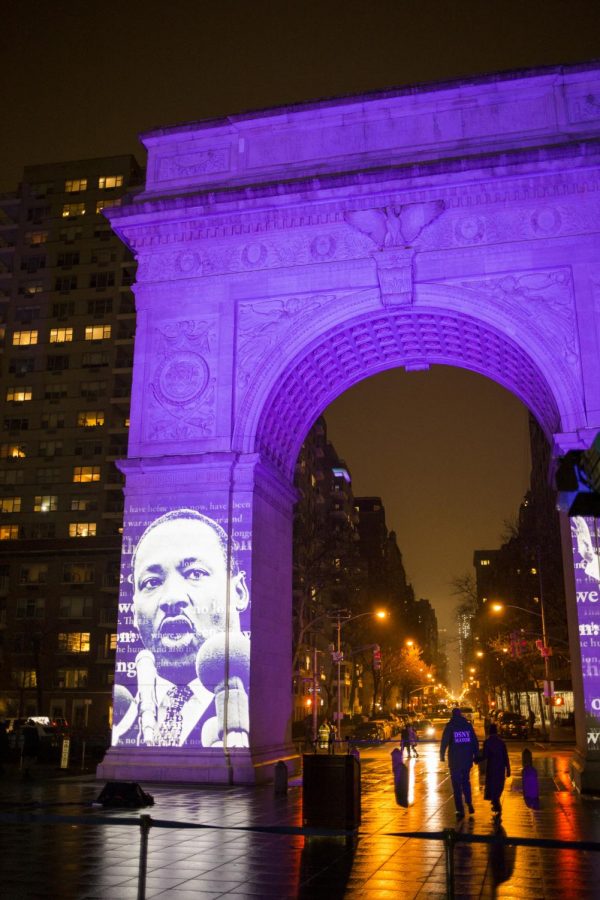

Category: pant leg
[461, 767, 473, 807]
[450, 770, 465, 813]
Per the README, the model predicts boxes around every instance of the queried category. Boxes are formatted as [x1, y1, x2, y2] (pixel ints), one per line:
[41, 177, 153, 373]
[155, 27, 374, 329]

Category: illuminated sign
[111, 504, 251, 750]
[571, 517, 600, 753]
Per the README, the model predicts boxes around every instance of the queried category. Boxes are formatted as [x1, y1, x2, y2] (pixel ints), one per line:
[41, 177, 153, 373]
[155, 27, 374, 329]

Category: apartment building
[0, 156, 143, 735]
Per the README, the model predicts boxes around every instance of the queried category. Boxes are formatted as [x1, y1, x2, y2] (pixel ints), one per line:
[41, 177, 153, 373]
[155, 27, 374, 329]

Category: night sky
[4, 1, 598, 685]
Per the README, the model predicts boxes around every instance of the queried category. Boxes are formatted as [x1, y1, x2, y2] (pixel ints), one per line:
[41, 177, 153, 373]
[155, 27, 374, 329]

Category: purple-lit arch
[243, 303, 564, 480]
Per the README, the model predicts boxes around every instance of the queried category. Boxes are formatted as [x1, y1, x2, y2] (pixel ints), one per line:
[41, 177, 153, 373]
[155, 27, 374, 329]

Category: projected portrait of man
[112, 508, 250, 749]
[573, 517, 600, 582]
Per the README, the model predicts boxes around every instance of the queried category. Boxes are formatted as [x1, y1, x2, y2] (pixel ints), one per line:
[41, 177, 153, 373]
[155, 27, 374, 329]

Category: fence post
[138, 814, 152, 900]
[443, 828, 456, 899]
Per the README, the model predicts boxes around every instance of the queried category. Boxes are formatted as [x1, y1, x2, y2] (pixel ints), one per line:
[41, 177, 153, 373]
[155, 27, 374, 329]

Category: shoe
[468, 804, 475, 815]
[456, 811, 465, 821]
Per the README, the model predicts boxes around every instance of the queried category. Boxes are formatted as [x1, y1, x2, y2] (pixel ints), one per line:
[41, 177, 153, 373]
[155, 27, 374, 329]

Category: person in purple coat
[482, 723, 511, 814]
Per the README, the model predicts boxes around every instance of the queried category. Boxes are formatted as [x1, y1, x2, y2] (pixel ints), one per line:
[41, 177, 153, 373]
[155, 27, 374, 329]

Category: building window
[52, 300, 75, 318]
[74, 440, 103, 457]
[80, 380, 106, 400]
[62, 203, 85, 217]
[12, 330, 38, 346]
[59, 595, 93, 617]
[65, 179, 87, 193]
[0, 497, 21, 513]
[3, 418, 29, 431]
[58, 632, 90, 653]
[56, 668, 88, 688]
[49, 327, 73, 343]
[72, 465, 101, 483]
[33, 495, 58, 513]
[54, 275, 77, 292]
[87, 297, 113, 315]
[77, 410, 105, 428]
[6, 386, 32, 402]
[15, 306, 40, 324]
[39, 441, 63, 457]
[44, 383, 68, 400]
[8, 357, 35, 375]
[59, 225, 82, 243]
[0, 443, 26, 459]
[57, 251, 80, 267]
[21, 255, 46, 273]
[37, 467, 61, 483]
[41, 412, 65, 430]
[0, 525, 20, 540]
[19, 563, 48, 584]
[16, 597, 45, 618]
[0, 469, 24, 485]
[62, 563, 94, 584]
[88, 272, 115, 290]
[85, 324, 111, 341]
[95, 199, 122, 214]
[82, 351, 109, 367]
[70, 497, 97, 512]
[98, 175, 123, 190]
[27, 231, 48, 245]
[69, 522, 97, 538]
[13, 669, 37, 688]
[47, 355, 70, 372]
[31, 523, 55, 539]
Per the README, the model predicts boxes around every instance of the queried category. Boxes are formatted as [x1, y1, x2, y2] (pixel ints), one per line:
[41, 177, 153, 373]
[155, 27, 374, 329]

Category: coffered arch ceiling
[247, 304, 564, 481]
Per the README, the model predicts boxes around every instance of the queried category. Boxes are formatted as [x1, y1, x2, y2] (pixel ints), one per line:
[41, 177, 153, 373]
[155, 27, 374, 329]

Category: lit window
[0, 525, 19, 540]
[85, 325, 111, 341]
[13, 669, 37, 688]
[73, 466, 101, 483]
[0, 497, 21, 513]
[12, 330, 38, 346]
[69, 522, 97, 538]
[27, 231, 48, 245]
[58, 632, 90, 653]
[95, 199, 122, 213]
[77, 411, 105, 428]
[480, 559, 490, 566]
[62, 203, 85, 217]
[0, 443, 26, 459]
[49, 327, 73, 343]
[19, 563, 48, 584]
[109, 633, 117, 651]
[34, 495, 58, 513]
[62, 564, 94, 584]
[64, 179, 87, 193]
[6, 386, 32, 402]
[124, 417, 130, 427]
[98, 175, 123, 189]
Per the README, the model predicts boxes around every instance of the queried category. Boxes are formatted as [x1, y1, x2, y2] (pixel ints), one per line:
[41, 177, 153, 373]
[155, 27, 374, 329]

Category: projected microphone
[113, 684, 135, 725]
[196, 633, 250, 744]
[136, 649, 158, 746]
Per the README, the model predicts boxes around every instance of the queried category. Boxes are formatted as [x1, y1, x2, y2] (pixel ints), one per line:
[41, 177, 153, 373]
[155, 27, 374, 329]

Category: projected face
[571, 516, 600, 753]
[133, 512, 249, 681]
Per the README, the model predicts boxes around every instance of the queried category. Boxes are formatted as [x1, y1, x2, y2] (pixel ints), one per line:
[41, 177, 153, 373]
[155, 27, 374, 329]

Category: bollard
[274, 760, 288, 796]
[138, 814, 152, 900]
[443, 828, 456, 899]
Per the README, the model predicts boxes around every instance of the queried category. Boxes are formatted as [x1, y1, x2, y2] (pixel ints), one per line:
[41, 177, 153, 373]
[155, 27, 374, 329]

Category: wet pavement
[1, 739, 600, 898]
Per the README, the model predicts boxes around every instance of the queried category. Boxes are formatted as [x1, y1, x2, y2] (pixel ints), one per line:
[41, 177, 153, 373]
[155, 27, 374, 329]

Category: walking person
[482, 723, 511, 815]
[21, 719, 40, 781]
[440, 707, 479, 821]
[328, 719, 336, 755]
[318, 720, 330, 751]
[400, 722, 411, 758]
[408, 722, 419, 758]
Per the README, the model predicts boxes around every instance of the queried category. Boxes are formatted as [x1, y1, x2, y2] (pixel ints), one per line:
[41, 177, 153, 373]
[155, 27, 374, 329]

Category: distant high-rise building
[0, 156, 143, 732]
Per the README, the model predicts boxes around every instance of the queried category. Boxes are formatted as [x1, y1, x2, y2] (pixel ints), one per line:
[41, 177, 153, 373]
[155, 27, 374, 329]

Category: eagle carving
[345, 200, 445, 248]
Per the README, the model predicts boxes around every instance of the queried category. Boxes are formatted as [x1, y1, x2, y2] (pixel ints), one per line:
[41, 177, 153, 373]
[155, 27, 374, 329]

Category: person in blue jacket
[440, 708, 480, 820]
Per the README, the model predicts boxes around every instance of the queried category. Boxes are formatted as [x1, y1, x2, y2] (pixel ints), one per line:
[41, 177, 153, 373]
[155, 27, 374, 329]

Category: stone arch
[238, 295, 572, 480]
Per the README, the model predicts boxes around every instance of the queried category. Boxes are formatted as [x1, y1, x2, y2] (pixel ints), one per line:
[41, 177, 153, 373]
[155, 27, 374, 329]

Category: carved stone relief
[144, 318, 217, 443]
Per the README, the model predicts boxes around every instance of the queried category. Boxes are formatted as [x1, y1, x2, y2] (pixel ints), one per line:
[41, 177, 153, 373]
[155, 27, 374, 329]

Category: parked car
[369, 718, 392, 739]
[413, 719, 436, 740]
[496, 712, 528, 739]
[350, 722, 383, 743]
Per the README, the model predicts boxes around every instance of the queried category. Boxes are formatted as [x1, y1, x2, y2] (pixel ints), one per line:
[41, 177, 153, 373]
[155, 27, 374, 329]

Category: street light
[490, 601, 554, 736]
[331, 608, 388, 727]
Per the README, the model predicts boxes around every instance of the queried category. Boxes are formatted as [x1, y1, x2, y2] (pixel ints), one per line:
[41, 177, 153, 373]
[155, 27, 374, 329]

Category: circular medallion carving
[154, 352, 209, 407]
[176, 251, 201, 274]
[242, 243, 267, 267]
[310, 234, 336, 259]
[531, 207, 561, 236]
[455, 217, 485, 243]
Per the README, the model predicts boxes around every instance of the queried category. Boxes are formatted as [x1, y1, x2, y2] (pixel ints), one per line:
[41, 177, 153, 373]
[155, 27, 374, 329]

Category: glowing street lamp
[331, 608, 388, 727]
